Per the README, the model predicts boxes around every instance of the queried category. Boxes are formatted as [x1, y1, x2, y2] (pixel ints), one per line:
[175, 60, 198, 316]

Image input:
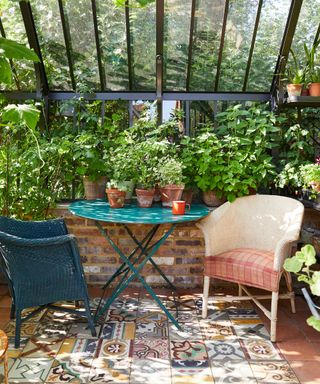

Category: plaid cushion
[204, 248, 280, 292]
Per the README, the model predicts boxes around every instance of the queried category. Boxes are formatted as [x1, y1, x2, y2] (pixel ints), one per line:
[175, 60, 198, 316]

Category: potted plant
[283, 49, 305, 97]
[158, 157, 184, 207]
[300, 162, 320, 193]
[106, 180, 128, 208]
[304, 39, 320, 96]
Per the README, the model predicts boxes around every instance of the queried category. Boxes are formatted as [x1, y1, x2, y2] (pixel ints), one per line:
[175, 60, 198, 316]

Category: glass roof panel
[0, 0, 36, 91]
[130, 3, 156, 90]
[218, 0, 258, 91]
[96, 0, 129, 91]
[247, 0, 291, 92]
[63, 0, 100, 92]
[287, 0, 320, 71]
[189, 0, 225, 91]
[30, 0, 71, 90]
[163, 0, 192, 91]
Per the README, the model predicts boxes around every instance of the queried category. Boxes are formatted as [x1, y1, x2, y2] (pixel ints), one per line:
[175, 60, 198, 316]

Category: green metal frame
[93, 220, 181, 330]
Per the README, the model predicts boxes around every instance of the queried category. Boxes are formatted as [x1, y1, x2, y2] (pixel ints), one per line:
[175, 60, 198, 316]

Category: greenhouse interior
[0, 0, 320, 383]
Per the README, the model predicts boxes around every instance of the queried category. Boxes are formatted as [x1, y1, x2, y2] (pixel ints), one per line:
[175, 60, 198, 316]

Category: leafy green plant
[304, 39, 320, 83]
[283, 49, 306, 84]
[299, 163, 320, 190]
[284, 245, 320, 332]
[179, 136, 198, 189]
[157, 157, 184, 187]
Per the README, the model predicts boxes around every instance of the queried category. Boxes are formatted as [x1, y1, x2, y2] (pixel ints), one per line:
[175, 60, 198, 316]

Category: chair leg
[270, 291, 279, 343]
[238, 284, 243, 296]
[14, 309, 21, 349]
[284, 271, 296, 314]
[83, 297, 96, 337]
[10, 302, 15, 319]
[202, 276, 210, 319]
[3, 351, 9, 384]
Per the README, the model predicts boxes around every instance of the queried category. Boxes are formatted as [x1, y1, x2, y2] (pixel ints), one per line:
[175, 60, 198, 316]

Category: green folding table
[69, 200, 209, 330]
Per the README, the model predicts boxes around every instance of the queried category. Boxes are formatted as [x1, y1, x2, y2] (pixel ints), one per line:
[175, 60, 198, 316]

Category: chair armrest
[0, 231, 76, 248]
[274, 235, 299, 271]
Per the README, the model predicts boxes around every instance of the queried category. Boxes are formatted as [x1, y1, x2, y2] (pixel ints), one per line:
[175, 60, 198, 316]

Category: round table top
[69, 200, 210, 224]
[0, 329, 8, 357]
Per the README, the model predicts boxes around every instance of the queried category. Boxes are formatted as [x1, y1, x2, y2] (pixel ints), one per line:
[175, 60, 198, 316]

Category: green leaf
[0, 37, 39, 62]
[0, 57, 12, 84]
[302, 244, 317, 267]
[283, 256, 303, 273]
[307, 316, 320, 332]
[310, 271, 320, 296]
[2, 104, 40, 130]
[297, 275, 311, 284]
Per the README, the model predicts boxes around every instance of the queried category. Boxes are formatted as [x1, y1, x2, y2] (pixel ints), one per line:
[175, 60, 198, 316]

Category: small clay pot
[83, 176, 107, 200]
[286, 84, 302, 97]
[136, 188, 155, 208]
[106, 188, 126, 208]
[160, 184, 184, 208]
[202, 191, 226, 207]
[309, 83, 320, 97]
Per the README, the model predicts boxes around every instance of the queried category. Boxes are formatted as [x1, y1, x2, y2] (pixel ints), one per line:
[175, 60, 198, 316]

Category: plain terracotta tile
[277, 340, 320, 362]
[290, 361, 320, 384]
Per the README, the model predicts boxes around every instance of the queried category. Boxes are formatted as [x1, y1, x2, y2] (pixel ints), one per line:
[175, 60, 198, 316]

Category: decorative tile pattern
[2, 291, 300, 384]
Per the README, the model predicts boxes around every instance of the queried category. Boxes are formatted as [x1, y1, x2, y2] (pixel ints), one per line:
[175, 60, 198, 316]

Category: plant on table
[284, 245, 320, 332]
[299, 162, 320, 194]
[304, 39, 320, 96]
[282, 49, 306, 96]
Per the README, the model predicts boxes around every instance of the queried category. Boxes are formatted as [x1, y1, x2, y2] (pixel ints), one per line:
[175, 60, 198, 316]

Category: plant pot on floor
[309, 83, 320, 96]
[202, 190, 226, 207]
[136, 188, 155, 208]
[286, 84, 302, 97]
[83, 176, 107, 200]
[160, 184, 184, 208]
[106, 188, 126, 208]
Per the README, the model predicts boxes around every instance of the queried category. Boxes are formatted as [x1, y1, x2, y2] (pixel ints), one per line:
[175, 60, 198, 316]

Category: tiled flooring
[0, 285, 319, 383]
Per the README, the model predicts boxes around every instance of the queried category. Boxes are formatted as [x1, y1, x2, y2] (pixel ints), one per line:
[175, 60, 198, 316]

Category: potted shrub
[73, 131, 108, 200]
[282, 49, 305, 97]
[106, 180, 128, 208]
[158, 157, 184, 207]
[304, 39, 320, 96]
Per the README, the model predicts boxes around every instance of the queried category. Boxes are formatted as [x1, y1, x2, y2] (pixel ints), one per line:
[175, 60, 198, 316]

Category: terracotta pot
[182, 189, 193, 205]
[309, 83, 320, 97]
[160, 184, 184, 208]
[286, 84, 302, 97]
[153, 185, 162, 202]
[136, 188, 155, 208]
[202, 191, 226, 207]
[301, 88, 309, 96]
[83, 176, 107, 200]
[106, 188, 126, 208]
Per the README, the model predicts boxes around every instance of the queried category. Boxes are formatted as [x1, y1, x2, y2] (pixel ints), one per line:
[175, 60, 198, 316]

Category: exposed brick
[176, 240, 202, 246]
[190, 266, 204, 274]
[176, 257, 202, 264]
[190, 230, 202, 238]
[90, 256, 117, 264]
[152, 257, 174, 265]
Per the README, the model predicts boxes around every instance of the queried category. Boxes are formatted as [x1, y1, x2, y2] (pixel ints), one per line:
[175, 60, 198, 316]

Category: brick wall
[51, 205, 206, 288]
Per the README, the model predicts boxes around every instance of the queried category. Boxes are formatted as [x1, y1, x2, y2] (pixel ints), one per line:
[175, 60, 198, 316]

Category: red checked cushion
[204, 248, 281, 292]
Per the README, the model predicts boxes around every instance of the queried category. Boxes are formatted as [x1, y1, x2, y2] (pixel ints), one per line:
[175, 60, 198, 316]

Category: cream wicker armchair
[197, 195, 304, 342]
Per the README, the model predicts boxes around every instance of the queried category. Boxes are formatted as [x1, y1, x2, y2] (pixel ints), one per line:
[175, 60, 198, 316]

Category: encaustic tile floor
[0, 286, 320, 384]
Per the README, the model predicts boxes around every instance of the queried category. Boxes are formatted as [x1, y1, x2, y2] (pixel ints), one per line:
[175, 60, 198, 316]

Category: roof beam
[243, 0, 263, 91]
[91, 0, 106, 90]
[19, 0, 49, 95]
[270, 0, 303, 95]
[125, 0, 133, 90]
[186, 0, 196, 92]
[214, 0, 229, 92]
[58, 0, 76, 91]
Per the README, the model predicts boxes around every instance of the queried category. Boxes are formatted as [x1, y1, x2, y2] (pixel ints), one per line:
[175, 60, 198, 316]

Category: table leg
[4, 352, 8, 384]
[94, 222, 181, 330]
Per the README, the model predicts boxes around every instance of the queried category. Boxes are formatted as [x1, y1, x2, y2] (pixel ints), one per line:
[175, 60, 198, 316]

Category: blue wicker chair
[0, 216, 96, 348]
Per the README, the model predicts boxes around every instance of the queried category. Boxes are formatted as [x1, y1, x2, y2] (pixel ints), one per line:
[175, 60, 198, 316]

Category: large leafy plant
[284, 245, 320, 332]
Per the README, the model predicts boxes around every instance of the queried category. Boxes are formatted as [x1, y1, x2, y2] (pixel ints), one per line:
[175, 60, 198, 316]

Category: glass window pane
[31, 0, 71, 90]
[189, 0, 225, 91]
[96, 0, 129, 91]
[64, 0, 100, 91]
[247, 0, 291, 92]
[1, 1, 36, 91]
[130, 3, 156, 90]
[287, 0, 320, 71]
[164, 0, 192, 91]
[218, 0, 259, 91]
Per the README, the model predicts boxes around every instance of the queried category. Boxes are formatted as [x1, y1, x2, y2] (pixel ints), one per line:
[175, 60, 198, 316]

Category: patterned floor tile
[200, 322, 236, 340]
[170, 340, 207, 360]
[67, 322, 100, 338]
[130, 359, 171, 384]
[0, 358, 15, 383]
[41, 310, 80, 325]
[21, 337, 63, 358]
[9, 357, 54, 383]
[250, 361, 299, 383]
[210, 360, 257, 384]
[241, 339, 283, 360]
[100, 322, 135, 340]
[5, 322, 37, 338]
[34, 322, 71, 339]
[21, 307, 47, 322]
[123, 298, 139, 311]
[8, 337, 28, 357]
[168, 310, 199, 323]
[169, 322, 203, 341]
[198, 309, 231, 324]
[136, 320, 168, 339]
[206, 339, 246, 362]
[133, 338, 169, 359]
[139, 298, 166, 312]
[136, 311, 167, 324]
[228, 308, 260, 319]
[233, 323, 270, 340]
[172, 364, 214, 384]
[88, 364, 130, 383]
[105, 309, 136, 322]
[95, 339, 133, 367]
[46, 358, 90, 383]
[167, 297, 196, 311]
